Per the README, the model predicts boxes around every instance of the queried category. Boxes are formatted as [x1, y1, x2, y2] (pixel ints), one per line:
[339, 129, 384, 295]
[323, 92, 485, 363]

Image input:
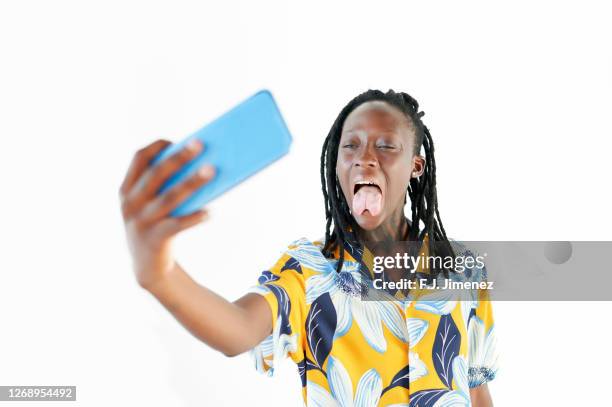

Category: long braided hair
[320, 89, 456, 279]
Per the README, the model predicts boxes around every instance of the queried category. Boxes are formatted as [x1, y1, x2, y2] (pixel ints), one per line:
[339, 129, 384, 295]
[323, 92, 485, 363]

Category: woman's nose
[355, 145, 378, 168]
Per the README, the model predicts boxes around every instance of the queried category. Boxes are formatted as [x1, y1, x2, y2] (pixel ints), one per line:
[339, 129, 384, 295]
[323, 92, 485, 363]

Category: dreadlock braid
[320, 89, 456, 278]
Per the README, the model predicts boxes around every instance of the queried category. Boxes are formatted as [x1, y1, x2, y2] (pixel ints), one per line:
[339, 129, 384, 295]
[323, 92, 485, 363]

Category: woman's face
[336, 101, 425, 231]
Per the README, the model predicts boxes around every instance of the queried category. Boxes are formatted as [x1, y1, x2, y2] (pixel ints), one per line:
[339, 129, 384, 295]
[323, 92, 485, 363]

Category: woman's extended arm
[146, 265, 272, 357]
[119, 139, 272, 357]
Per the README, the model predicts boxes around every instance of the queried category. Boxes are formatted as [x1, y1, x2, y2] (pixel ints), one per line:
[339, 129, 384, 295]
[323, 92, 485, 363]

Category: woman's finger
[119, 139, 171, 198]
[138, 165, 216, 224]
[123, 140, 203, 219]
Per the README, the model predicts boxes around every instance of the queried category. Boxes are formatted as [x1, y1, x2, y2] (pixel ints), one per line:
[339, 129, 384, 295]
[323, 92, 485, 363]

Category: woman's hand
[119, 138, 215, 291]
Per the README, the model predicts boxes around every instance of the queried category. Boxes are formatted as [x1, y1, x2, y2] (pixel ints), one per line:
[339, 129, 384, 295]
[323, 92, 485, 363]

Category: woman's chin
[353, 210, 385, 231]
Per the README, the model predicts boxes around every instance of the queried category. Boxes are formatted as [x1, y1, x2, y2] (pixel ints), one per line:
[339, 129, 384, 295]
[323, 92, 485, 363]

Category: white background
[1, 0, 611, 405]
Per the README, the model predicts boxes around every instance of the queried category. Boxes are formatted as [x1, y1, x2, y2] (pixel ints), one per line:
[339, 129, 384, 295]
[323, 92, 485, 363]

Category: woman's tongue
[353, 186, 382, 217]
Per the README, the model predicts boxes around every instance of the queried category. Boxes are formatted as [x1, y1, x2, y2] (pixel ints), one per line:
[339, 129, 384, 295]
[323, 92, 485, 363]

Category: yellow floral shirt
[247, 235, 499, 406]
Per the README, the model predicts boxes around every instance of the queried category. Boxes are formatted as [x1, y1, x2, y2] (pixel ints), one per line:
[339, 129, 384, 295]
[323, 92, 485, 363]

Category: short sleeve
[467, 287, 500, 388]
[246, 247, 307, 377]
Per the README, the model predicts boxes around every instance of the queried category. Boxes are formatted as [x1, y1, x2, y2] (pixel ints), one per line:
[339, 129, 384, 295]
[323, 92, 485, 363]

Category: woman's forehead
[342, 101, 412, 135]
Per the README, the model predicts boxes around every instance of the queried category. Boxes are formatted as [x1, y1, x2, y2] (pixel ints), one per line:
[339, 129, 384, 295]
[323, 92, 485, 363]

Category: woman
[119, 89, 499, 406]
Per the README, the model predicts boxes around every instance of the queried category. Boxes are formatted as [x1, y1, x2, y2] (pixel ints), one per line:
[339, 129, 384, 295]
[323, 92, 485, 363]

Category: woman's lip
[352, 180, 384, 194]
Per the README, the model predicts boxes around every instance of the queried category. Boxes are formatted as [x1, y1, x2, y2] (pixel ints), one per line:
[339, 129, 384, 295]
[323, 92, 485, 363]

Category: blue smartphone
[150, 89, 293, 216]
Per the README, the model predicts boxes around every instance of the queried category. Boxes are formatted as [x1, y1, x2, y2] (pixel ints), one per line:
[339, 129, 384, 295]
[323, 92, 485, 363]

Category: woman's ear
[411, 155, 425, 178]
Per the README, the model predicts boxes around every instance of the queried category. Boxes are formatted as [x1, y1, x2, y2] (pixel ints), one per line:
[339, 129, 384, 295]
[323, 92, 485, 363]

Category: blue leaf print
[281, 256, 302, 274]
[409, 389, 448, 407]
[298, 358, 307, 387]
[379, 271, 399, 297]
[266, 284, 292, 337]
[299, 355, 327, 383]
[344, 239, 364, 262]
[258, 270, 280, 285]
[306, 357, 324, 376]
[305, 292, 337, 369]
[381, 363, 410, 396]
[433, 314, 461, 389]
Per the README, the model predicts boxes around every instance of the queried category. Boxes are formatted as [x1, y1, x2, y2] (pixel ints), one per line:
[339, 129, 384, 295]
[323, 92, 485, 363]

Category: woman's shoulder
[283, 236, 326, 251]
[280, 236, 332, 274]
[444, 236, 488, 282]
[446, 236, 472, 255]
[445, 236, 486, 264]
[289, 235, 324, 245]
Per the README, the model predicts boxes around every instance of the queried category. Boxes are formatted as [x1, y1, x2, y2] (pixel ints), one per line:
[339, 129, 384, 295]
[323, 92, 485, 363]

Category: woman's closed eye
[342, 143, 358, 149]
[376, 143, 397, 150]
[341, 143, 397, 150]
